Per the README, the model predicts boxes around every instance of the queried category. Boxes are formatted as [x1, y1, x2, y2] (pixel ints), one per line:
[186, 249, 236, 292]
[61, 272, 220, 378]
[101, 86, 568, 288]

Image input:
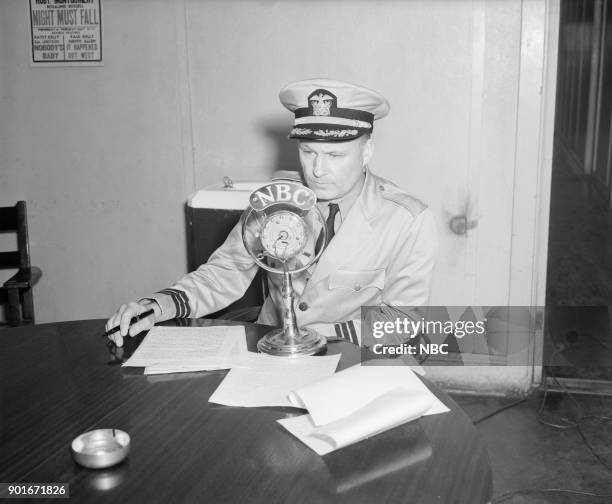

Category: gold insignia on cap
[308, 89, 337, 117]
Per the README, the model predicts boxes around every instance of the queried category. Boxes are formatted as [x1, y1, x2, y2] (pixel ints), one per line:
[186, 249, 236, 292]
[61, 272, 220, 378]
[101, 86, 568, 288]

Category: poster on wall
[29, 0, 102, 66]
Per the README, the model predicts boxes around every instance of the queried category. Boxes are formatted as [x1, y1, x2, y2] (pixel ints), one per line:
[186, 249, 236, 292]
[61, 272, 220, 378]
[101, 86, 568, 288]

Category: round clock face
[260, 211, 308, 259]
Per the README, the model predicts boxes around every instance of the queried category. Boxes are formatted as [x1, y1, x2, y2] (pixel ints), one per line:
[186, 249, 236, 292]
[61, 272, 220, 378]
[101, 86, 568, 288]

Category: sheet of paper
[279, 388, 438, 455]
[287, 364, 448, 426]
[208, 353, 341, 407]
[122, 325, 245, 371]
[278, 365, 450, 455]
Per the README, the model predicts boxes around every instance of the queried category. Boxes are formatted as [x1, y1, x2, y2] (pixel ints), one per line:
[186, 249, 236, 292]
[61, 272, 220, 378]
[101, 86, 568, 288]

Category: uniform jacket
[150, 170, 437, 341]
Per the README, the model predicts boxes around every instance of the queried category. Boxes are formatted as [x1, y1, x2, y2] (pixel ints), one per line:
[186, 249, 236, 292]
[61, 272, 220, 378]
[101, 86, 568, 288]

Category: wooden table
[0, 319, 492, 503]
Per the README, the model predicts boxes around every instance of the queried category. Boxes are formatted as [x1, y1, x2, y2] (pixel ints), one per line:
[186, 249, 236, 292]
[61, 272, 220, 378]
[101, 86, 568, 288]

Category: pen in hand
[104, 308, 155, 338]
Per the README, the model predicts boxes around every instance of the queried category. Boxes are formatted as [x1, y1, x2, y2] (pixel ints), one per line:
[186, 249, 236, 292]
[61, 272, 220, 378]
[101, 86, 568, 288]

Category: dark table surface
[0, 318, 492, 504]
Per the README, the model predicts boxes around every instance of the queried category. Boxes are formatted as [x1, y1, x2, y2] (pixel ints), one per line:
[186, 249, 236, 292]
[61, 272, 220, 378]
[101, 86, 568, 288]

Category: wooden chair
[0, 201, 42, 326]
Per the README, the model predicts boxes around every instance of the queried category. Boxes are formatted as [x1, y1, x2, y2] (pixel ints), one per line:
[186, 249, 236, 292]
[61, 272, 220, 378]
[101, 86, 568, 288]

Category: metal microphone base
[257, 327, 327, 357]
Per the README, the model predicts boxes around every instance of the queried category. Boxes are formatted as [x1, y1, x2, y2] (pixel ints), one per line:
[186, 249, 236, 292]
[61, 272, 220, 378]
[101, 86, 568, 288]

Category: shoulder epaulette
[381, 186, 427, 217]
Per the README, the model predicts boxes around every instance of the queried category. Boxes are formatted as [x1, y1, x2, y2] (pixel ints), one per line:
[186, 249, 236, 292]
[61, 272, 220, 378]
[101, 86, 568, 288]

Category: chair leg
[22, 289, 35, 324]
[7, 288, 21, 326]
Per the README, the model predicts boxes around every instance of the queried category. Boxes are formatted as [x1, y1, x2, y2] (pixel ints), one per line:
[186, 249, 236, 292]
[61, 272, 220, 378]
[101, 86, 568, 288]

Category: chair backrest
[0, 201, 31, 270]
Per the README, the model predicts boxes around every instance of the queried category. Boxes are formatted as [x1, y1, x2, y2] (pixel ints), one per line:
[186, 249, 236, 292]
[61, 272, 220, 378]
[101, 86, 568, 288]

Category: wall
[0, 0, 559, 391]
[0, 0, 194, 322]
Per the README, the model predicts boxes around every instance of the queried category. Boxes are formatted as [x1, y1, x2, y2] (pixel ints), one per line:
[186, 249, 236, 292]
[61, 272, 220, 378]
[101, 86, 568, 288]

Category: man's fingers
[128, 315, 154, 337]
[107, 301, 157, 345]
[119, 303, 142, 337]
[109, 332, 124, 348]
[105, 303, 126, 333]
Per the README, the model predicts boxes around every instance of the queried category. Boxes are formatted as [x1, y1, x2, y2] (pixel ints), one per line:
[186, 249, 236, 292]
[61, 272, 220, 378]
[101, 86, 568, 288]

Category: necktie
[324, 203, 340, 244]
[315, 203, 340, 252]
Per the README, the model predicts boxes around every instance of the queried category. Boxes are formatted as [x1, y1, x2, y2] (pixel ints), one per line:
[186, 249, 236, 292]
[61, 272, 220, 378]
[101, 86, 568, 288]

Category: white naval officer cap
[279, 78, 390, 141]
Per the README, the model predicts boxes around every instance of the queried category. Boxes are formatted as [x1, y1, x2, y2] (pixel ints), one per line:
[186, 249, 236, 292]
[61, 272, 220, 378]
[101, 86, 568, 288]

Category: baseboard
[545, 376, 612, 396]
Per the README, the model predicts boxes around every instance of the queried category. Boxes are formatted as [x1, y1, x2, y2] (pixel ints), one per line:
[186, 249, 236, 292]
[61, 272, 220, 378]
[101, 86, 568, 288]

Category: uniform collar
[315, 168, 379, 223]
[316, 173, 364, 222]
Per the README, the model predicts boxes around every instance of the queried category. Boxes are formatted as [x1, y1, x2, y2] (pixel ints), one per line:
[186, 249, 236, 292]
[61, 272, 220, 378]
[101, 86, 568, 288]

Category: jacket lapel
[306, 175, 376, 289]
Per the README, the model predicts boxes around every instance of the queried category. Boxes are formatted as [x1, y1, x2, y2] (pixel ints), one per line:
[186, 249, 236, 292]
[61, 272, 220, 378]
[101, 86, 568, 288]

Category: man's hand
[105, 301, 160, 347]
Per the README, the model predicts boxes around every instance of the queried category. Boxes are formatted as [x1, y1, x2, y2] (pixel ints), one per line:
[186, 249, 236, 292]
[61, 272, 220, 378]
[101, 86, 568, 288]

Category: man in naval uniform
[106, 79, 437, 350]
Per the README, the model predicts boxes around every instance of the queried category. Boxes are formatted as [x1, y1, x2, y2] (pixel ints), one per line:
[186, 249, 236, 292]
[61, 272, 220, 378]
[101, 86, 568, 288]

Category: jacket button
[298, 302, 308, 311]
[354, 284, 362, 291]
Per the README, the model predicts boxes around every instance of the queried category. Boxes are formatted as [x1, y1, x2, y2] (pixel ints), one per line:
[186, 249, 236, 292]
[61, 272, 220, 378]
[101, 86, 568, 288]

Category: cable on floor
[472, 344, 612, 502]
[540, 345, 612, 472]
[472, 397, 530, 425]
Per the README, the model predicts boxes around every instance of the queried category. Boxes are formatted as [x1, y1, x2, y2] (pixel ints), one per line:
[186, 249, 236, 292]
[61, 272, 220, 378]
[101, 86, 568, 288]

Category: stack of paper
[121, 325, 248, 374]
[278, 364, 450, 455]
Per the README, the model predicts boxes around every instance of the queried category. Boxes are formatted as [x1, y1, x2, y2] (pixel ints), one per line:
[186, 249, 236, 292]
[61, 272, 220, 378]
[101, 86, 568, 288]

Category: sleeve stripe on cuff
[157, 288, 190, 318]
[157, 289, 181, 317]
[347, 320, 358, 345]
[334, 323, 343, 340]
[177, 289, 191, 317]
[332, 321, 359, 345]
[340, 322, 350, 342]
